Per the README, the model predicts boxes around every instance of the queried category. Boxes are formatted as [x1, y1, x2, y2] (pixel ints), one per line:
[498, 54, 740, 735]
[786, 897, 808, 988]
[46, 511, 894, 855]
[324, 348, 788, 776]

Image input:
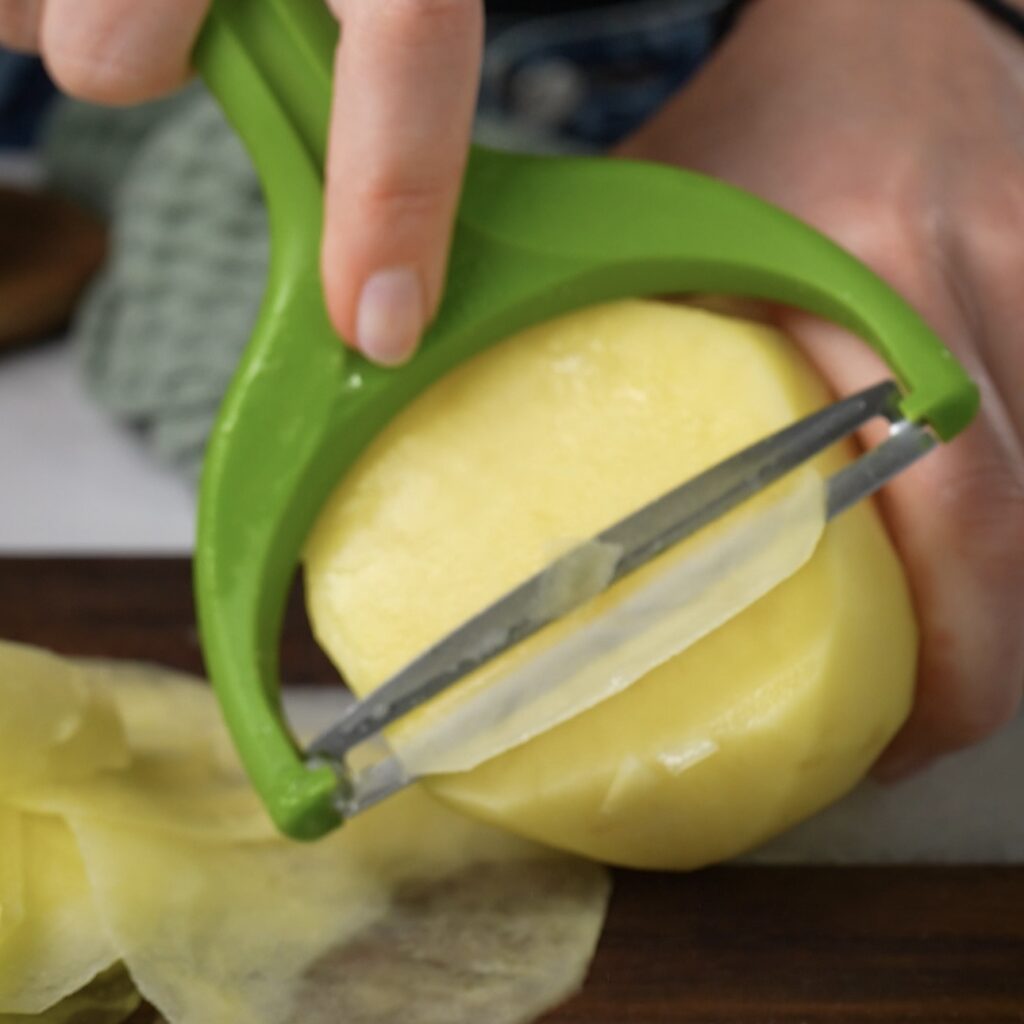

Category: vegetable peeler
[192, 0, 978, 841]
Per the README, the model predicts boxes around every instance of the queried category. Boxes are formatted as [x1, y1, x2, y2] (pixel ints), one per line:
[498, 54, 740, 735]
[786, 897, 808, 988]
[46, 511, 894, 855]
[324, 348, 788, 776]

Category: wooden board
[3, 557, 1023, 1024]
[0, 187, 106, 350]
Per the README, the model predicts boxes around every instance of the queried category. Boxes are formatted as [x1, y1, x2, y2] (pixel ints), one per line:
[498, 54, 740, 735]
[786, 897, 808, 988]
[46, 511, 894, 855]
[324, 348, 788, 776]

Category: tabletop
[3, 556, 1023, 1024]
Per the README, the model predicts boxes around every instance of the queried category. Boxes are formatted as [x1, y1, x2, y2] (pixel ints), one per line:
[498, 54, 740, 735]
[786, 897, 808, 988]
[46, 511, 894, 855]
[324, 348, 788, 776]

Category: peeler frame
[193, 0, 978, 839]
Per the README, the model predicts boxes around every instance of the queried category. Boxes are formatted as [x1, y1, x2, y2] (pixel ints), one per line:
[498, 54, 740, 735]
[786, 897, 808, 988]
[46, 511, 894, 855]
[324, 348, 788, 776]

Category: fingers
[322, 0, 483, 364]
[777, 234, 1024, 781]
[39, 0, 210, 104]
[0, 0, 43, 52]
[870, 408, 1024, 779]
[613, 0, 1024, 778]
[10, 0, 483, 367]
[949, 158, 1024, 437]
[868, 164, 1024, 777]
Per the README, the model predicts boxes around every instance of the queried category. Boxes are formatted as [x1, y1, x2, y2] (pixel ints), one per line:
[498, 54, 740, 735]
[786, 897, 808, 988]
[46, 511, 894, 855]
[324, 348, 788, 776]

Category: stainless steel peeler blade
[308, 380, 935, 818]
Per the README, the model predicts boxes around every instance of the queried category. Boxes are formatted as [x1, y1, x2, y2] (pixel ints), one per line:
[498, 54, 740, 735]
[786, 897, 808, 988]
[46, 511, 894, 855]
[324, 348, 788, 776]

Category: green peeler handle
[193, 0, 978, 840]
[455, 148, 980, 438]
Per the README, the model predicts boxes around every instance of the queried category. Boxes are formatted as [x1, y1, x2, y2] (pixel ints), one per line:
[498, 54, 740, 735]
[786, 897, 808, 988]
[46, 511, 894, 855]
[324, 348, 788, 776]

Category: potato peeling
[0, 644, 128, 798]
[0, 814, 116, 1016]
[0, 641, 610, 1024]
[0, 965, 140, 1024]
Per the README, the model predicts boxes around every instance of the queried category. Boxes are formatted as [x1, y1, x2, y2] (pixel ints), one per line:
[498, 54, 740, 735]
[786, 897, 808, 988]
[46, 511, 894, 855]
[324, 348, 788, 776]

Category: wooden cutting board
[3, 557, 1022, 1024]
[0, 187, 106, 351]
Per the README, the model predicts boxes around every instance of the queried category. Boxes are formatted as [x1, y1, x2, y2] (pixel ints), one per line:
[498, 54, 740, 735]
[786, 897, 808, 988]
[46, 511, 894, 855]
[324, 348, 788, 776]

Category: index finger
[323, 0, 483, 364]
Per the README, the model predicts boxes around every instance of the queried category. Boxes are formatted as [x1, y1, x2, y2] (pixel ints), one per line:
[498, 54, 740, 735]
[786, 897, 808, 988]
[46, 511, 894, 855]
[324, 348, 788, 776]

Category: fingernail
[355, 267, 423, 366]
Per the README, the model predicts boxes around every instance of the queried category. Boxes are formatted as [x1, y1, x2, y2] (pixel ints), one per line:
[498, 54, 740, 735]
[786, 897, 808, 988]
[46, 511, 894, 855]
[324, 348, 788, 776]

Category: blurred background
[1, 49, 195, 553]
[0, 0, 731, 554]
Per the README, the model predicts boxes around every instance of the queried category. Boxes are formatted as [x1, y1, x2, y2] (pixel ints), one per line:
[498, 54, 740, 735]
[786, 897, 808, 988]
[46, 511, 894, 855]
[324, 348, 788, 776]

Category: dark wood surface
[3, 557, 1023, 1024]
[0, 187, 107, 350]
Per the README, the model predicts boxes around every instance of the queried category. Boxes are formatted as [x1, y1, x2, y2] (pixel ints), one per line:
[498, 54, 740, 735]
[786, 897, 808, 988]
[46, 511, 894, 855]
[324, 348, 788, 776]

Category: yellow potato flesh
[0, 807, 24, 944]
[305, 300, 918, 869]
[0, 814, 115, 1015]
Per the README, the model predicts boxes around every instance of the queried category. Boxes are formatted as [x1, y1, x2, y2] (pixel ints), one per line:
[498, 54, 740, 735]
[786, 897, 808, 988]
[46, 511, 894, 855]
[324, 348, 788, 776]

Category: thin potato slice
[10, 663, 273, 843]
[0, 814, 117, 1015]
[3, 651, 609, 1024]
[0, 965, 140, 1024]
[0, 643, 127, 797]
[70, 788, 608, 1024]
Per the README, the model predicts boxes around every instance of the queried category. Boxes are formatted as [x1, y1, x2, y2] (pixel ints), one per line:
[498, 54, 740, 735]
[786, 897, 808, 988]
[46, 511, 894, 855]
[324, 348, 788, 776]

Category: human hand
[0, 0, 483, 365]
[618, 0, 1024, 779]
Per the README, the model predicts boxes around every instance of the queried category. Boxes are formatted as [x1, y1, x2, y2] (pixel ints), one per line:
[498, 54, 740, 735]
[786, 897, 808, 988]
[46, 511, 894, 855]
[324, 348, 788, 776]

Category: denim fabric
[481, 0, 732, 150]
[0, 2, 731, 152]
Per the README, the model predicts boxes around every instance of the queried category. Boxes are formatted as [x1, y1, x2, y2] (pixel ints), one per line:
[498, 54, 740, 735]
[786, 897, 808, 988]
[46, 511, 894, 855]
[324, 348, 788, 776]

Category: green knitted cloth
[43, 86, 572, 480]
[45, 87, 268, 480]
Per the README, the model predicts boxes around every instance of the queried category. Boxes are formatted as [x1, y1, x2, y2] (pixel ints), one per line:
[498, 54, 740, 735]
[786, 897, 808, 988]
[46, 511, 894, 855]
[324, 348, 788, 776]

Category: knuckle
[957, 159, 1024, 272]
[808, 191, 922, 274]
[357, 171, 453, 222]
[42, 16, 188, 104]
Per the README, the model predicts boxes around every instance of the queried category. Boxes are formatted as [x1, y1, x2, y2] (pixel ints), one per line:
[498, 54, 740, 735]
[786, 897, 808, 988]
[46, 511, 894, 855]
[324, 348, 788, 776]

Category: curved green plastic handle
[193, 0, 978, 839]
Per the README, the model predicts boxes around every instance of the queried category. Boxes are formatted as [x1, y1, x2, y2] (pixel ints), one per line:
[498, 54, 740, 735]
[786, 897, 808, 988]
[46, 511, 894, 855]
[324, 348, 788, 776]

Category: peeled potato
[0, 808, 24, 945]
[305, 300, 918, 869]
